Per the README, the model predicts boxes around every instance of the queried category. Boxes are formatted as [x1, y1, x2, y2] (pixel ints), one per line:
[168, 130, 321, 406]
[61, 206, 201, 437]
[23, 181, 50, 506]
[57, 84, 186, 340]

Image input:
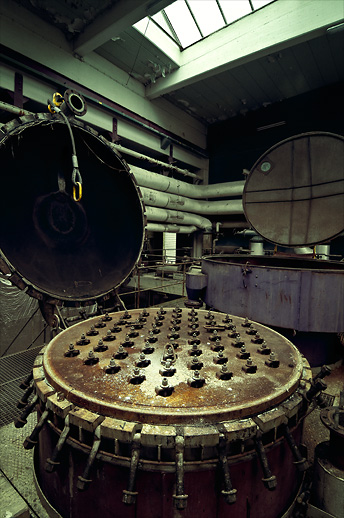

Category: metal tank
[187, 132, 344, 365]
[17, 307, 315, 518]
[0, 101, 334, 518]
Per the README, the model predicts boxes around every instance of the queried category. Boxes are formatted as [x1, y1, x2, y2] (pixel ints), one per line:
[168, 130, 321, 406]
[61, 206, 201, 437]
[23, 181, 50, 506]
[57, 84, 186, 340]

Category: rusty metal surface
[243, 132, 344, 247]
[201, 255, 344, 333]
[42, 308, 303, 423]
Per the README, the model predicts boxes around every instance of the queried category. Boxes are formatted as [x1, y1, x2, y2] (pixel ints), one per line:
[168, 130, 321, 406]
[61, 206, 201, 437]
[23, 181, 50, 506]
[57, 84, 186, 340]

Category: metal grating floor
[0, 345, 43, 426]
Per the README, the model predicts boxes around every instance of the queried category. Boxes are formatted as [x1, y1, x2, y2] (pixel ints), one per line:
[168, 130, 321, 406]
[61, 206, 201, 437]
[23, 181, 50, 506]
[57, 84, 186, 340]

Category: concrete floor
[0, 331, 343, 518]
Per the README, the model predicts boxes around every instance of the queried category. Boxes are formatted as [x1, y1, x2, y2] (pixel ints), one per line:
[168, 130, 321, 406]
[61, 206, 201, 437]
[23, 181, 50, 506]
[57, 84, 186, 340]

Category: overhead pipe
[145, 206, 212, 232]
[0, 101, 34, 119]
[146, 223, 198, 233]
[140, 186, 243, 215]
[116, 148, 202, 180]
[0, 102, 202, 181]
[131, 166, 245, 199]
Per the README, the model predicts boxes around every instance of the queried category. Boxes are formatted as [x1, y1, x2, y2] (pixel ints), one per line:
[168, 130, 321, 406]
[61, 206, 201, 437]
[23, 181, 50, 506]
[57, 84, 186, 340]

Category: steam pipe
[0, 100, 33, 117]
[132, 166, 245, 199]
[146, 223, 198, 233]
[140, 186, 243, 215]
[0, 101, 202, 180]
[145, 206, 212, 231]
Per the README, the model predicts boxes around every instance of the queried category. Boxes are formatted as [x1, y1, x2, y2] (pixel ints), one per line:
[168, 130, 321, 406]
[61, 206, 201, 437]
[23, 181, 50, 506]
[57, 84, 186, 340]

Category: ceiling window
[138, 0, 276, 50]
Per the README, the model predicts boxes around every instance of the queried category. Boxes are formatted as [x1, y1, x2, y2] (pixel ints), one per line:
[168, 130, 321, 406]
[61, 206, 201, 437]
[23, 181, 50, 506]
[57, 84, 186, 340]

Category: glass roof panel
[188, 0, 226, 37]
[164, 1, 202, 48]
[151, 11, 175, 40]
[251, 0, 275, 9]
[135, 0, 277, 51]
[218, 0, 253, 25]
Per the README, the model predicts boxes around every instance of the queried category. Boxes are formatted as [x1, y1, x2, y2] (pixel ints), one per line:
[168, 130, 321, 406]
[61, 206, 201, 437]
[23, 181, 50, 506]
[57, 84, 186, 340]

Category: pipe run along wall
[145, 206, 212, 232]
[140, 186, 243, 215]
[146, 223, 198, 234]
[132, 166, 245, 232]
[131, 166, 245, 199]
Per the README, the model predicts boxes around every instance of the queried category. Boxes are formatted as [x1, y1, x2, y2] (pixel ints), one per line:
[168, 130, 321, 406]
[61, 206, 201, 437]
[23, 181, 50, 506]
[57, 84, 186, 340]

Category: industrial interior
[0, 0, 343, 517]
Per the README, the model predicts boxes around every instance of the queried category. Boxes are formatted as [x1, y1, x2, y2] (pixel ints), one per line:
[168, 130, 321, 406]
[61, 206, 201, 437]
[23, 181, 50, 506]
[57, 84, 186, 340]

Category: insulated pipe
[147, 223, 198, 233]
[131, 166, 245, 199]
[145, 206, 212, 231]
[0, 102, 202, 180]
[140, 187, 243, 215]
[113, 146, 201, 180]
[0, 101, 33, 118]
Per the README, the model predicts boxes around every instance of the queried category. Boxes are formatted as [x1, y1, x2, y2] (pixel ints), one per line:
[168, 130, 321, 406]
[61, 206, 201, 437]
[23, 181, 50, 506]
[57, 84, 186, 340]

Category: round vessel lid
[43, 308, 303, 424]
[0, 114, 145, 303]
[243, 132, 344, 247]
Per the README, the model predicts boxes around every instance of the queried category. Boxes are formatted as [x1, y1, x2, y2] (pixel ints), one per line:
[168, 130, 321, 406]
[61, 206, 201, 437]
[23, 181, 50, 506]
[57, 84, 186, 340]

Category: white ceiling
[7, 0, 344, 126]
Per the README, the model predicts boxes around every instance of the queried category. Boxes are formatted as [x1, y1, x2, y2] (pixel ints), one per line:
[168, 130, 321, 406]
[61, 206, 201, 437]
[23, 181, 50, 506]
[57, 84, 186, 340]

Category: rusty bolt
[88, 350, 95, 359]
[246, 357, 253, 366]
[269, 352, 276, 361]
[220, 364, 228, 373]
[69, 343, 74, 350]
[139, 352, 146, 360]
[109, 358, 116, 367]
[240, 345, 247, 353]
[161, 377, 169, 388]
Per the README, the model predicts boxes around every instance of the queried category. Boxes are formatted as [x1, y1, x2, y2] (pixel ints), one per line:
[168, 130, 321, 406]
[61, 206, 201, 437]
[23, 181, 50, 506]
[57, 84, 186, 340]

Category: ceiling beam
[73, 0, 174, 56]
[146, 0, 344, 99]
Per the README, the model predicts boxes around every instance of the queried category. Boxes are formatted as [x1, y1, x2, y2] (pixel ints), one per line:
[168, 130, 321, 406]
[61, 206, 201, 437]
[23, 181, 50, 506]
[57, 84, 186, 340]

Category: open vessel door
[0, 114, 145, 303]
[243, 132, 344, 247]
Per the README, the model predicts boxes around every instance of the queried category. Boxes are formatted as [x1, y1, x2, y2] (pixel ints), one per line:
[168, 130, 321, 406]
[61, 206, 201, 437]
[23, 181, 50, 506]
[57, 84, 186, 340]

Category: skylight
[135, 0, 276, 50]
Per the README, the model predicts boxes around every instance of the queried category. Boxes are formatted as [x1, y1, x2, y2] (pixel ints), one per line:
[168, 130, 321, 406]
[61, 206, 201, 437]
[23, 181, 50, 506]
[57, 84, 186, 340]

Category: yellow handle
[73, 182, 82, 202]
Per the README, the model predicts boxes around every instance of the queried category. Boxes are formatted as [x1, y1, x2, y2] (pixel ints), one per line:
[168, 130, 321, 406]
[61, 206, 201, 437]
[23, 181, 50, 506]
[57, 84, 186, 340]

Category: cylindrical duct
[146, 223, 198, 233]
[132, 166, 245, 199]
[140, 186, 243, 215]
[145, 206, 212, 231]
[0, 114, 145, 303]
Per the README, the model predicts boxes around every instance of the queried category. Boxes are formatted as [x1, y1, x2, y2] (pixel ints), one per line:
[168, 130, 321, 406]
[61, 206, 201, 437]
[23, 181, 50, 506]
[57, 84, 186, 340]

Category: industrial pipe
[117, 148, 202, 180]
[131, 166, 245, 199]
[145, 206, 212, 231]
[0, 100, 33, 118]
[146, 223, 198, 233]
[0, 101, 202, 180]
[140, 187, 244, 215]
